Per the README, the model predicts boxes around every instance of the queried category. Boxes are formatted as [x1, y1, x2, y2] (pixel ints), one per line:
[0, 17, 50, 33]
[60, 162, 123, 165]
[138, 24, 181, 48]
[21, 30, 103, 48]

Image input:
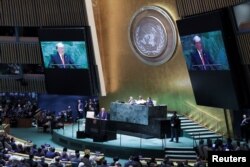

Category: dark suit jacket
[170, 115, 180, 129]
[96, 111, 108, 120]
[49, 53, 76, 69]
[190, 49, 216, 70]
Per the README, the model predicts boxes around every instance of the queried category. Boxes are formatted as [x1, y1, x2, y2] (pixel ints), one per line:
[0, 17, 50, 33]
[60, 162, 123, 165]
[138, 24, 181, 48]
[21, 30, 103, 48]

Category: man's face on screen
[57, 46, 64, 55]
[194, 41, 203, 51]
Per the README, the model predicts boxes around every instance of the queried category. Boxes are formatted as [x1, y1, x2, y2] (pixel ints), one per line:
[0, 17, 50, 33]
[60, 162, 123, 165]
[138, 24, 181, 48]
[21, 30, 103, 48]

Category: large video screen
[38, 27, 100, 96]
[40, 41, 88, 69]
[177, 9, 243, 109]
[180, 30, 230, 71]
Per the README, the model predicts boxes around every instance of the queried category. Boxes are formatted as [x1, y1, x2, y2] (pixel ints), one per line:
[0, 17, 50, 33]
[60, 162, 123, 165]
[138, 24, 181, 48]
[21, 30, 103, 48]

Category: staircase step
[180, 120, 194, 123]
[179, 116, 189, 120]
[181, 122, 200, 126]
[188, 131, 215, 136]
[184, 128, 209, 133]
[193, 134, 222, 140]
[181, 125, 204, 130]
[164, 114, 223, 161]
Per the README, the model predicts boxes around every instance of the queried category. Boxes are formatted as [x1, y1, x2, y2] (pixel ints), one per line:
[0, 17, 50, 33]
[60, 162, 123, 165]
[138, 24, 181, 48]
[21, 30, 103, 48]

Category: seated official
[146, 97, 154, 107]
[136, 95, 146, 105]
[128, 96, 136, 105]
[96, 108, 108, 120]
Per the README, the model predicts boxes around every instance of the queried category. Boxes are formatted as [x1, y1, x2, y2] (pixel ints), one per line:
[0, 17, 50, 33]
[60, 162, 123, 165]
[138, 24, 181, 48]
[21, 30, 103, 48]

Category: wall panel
[176, 0, 246, 17]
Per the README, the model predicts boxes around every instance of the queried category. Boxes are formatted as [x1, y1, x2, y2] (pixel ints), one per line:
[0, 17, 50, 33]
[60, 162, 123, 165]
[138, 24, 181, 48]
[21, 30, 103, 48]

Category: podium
[109, 102, 168, 138]
[85, 118, 117, 142]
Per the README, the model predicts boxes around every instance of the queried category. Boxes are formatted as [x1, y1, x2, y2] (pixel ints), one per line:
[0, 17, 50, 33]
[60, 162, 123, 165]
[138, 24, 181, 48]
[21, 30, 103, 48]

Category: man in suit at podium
[190, 35, 216, 70]
[96, 108, 108, 120]
[49, 42, 76, 69]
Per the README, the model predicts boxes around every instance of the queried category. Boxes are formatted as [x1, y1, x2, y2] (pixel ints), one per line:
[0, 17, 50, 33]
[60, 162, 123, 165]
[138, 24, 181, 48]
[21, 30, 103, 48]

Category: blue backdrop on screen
[38, 94, 97, 119]
[180, 30, 230, 71]
[40, 41, 89, 69]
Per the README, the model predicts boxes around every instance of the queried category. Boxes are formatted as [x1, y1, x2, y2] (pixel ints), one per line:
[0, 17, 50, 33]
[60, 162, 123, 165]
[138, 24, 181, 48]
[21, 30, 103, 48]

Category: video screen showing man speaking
[180, 30, 230, 71]
[40, 41, 89, 69]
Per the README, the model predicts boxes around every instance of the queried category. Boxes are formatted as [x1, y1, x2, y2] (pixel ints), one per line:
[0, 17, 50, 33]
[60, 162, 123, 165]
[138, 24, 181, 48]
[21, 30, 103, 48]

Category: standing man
[240, 114, 250, 143]
[77, 100, 84, 119]
[66, 106, 73, 123]
[170, 111, 180, 143]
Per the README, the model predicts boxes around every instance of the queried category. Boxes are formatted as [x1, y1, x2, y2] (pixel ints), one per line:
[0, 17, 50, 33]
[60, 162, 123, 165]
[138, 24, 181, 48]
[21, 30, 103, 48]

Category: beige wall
[92, 0, 231, 137]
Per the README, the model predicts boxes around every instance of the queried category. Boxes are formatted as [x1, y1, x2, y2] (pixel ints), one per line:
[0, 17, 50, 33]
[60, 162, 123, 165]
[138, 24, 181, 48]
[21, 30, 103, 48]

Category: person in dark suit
[240, 114, 250, 143]
[146, 97, 154, 107]
[190, 35, 216, 70]
[96, 107, 108, 120]
[49, 42, 76, 69]
[77, 99, 84, 119]
[170, 111, 180, 143]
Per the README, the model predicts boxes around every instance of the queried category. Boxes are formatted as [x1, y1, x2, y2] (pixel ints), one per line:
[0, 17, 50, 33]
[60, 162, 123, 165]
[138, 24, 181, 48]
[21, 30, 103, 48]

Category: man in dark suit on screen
[49, 42, 76, 69]
[190, 35, 216, 70]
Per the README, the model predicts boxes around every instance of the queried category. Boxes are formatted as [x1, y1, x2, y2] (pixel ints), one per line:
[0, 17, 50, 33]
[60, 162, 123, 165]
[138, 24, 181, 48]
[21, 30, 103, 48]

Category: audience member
[25, 154, 37, 167]
[193, 157, 206, 167]
[71, 152, 81, 166]
[50, 157, 63, 167]
[45, 147, 56, 159]
[81, 154, 91, 167]
[100, 159, 108, 167]
[110, 156, 119, 166]
[60, 147, 69, 161]
[183, 160, 192, 167]
[160, 155, 174, 167]
[124, 156, 133, 167]
[147, 157, 157, 167]
[38, 156, 48, 167]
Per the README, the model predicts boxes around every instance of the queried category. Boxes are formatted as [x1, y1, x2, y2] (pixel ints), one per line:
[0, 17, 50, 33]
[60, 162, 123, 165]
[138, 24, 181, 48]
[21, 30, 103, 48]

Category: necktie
[61, 55, 65, 68]
[200, 52, 206, 70]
